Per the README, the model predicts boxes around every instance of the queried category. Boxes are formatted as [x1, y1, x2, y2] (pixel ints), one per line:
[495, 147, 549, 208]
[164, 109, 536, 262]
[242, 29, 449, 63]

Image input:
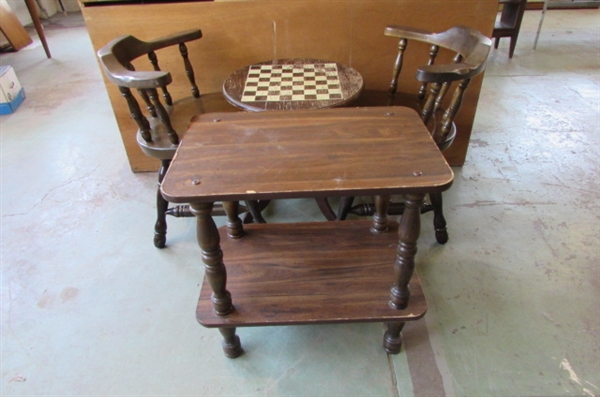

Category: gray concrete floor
[1, 8, 599, 397]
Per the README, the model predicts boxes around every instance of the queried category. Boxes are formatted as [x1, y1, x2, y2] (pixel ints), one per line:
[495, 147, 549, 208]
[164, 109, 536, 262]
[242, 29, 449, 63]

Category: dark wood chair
[317, 25, 491, 244]
[97, 30, 264, 248]
[492, 0, 528, 58]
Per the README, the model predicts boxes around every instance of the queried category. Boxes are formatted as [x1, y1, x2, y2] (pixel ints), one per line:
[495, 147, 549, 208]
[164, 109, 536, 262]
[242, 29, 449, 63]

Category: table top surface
[222, 58, 364, 112]
[161, 106, 454, 203]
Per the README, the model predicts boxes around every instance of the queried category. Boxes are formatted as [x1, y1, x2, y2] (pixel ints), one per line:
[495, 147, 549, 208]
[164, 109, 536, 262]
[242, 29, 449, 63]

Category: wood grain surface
[196, 220, 427, 327]
[80, 0, 497, 171]
[161, 106, 454, 203]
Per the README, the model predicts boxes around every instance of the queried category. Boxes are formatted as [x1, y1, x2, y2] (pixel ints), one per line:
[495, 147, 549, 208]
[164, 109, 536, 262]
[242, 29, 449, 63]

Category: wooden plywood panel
[82, 0, 497, 171]
[0, 0, 32, 51]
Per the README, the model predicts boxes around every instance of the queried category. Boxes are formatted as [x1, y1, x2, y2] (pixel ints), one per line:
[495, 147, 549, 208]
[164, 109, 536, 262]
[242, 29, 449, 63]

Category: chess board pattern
[241, 63, 344, 103]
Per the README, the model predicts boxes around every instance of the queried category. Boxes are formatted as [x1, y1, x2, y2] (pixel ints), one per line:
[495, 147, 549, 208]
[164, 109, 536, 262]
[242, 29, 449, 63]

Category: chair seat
[493, 22, 517, 33]
[137, 92, 237, 160]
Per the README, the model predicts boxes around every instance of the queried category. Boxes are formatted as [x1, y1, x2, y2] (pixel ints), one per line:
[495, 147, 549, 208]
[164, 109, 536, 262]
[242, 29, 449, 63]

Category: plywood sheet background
[82, 0, 497, 171]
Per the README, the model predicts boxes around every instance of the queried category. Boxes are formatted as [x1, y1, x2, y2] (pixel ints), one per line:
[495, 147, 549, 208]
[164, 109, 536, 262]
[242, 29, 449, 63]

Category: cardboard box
[0, 65, 26, 115]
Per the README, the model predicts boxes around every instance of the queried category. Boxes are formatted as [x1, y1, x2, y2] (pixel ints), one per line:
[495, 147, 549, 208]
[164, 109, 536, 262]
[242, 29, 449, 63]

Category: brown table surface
[161, 106, 454, 204]
[222, 58, 364, 112]
[197, 220, 428, 328]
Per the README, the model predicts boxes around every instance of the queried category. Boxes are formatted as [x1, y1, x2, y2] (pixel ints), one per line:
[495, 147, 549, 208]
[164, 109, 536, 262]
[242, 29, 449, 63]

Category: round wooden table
[222, 58, 364, 112]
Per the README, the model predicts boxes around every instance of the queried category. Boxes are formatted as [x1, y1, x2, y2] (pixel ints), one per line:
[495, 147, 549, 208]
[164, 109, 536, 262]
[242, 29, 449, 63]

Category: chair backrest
[384, 25, 492, 149]
[97, 30, 203, 146]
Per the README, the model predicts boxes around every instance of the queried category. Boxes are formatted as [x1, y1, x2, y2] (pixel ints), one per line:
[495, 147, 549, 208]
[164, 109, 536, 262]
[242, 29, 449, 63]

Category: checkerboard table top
[223, 59, 364, 111]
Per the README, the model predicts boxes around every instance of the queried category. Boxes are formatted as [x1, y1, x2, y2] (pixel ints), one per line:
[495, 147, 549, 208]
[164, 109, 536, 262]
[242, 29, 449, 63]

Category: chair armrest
[385, 25, 491, 83]
[99, 56, 171, 89]
[97, 29, 202, 90]
[416, 62, 486, 83]
[145, 29, 202, 53]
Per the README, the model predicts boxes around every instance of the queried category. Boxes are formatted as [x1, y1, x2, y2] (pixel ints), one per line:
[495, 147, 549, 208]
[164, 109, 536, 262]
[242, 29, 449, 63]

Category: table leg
[389, 193, 424, 310]
[383, 321, 406, 354]
[219, 327, 243, 358]
[533, 0, 550, 50]
[190, 202, 234, 316]
[24, 0, 51, 58]
[191, 202, 242, 357]
[223, 201, 244, 239]
[371, 195, 390, 234]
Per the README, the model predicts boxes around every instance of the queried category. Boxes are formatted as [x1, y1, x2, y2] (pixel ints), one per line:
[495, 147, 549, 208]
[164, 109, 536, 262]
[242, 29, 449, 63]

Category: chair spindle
[119, 86, 152, 142]
[148, 51, 173, 106]
[146, 87, 180, 145]
[389, 38, 407, 97]
[126, 62, 157, 118]
[418, 45, 439, 100]
[179, 43, 200, 98]
[421, 82, 441, 125]
[438, 78, 470, 144]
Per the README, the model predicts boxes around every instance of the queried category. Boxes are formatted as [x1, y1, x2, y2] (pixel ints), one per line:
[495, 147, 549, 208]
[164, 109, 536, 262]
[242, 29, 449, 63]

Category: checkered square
[241, 63, 343, 102]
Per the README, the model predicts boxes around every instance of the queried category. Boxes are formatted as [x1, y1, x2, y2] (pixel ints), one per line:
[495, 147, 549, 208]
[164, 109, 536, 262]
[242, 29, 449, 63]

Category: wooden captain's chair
[97, 30, 263, 248]
[317, 25, 491, 244]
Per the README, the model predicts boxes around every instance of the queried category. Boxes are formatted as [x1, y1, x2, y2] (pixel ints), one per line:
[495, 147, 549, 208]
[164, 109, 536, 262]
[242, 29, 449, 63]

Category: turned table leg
[383, 321, 406, 354]
[190, 202, 242, 357]
[389, 193, 424, 310]
[371, 195, 390, 234]
[219, 327, 242, 358]
[223, 201, 244, 239]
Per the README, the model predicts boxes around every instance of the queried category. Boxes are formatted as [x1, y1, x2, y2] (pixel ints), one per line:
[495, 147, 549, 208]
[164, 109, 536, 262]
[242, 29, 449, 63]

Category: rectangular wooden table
[161, 106, 454, 358]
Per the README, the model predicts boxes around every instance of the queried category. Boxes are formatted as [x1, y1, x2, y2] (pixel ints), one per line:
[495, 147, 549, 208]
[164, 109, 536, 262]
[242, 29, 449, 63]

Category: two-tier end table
[161, 106, 454, 358]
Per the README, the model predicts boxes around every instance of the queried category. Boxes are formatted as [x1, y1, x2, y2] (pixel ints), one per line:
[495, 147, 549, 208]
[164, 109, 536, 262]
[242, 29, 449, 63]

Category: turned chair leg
[219, 327, 243, 358]
[429, 192, 448, 244]
[154, 159, 171, 248]
[383, 321, 406, 354]
[337, 196, 355, 220]
[245, 200, 267, 223]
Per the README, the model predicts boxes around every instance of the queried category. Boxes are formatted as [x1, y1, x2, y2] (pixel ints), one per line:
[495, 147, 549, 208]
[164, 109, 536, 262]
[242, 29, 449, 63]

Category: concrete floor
[1, 8, 599, 397]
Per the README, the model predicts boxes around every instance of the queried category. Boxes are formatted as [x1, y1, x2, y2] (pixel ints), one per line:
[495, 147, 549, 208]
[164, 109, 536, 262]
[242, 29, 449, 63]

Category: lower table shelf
[196, 220, 427, 328]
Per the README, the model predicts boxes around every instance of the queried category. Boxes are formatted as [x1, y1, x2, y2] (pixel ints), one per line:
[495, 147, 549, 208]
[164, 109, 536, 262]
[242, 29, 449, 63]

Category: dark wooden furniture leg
[337, 197, 354, 220]
[220, 201, 243, 357]
[430, 192, 448, 244]
[219, 327, 242, 358]
[154, 159, 170, 248]
[222, 201, 244, 239]
[374, 194, 407, 354]
[190, 202, 242, 358]
[389, 193, 424, 310]
[24, 0, 51, 58]
[245, 200, 266, 224]
[383, 321, 406, 354]
[315, 197, 337, 221]
[371, 195, 390, 234]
